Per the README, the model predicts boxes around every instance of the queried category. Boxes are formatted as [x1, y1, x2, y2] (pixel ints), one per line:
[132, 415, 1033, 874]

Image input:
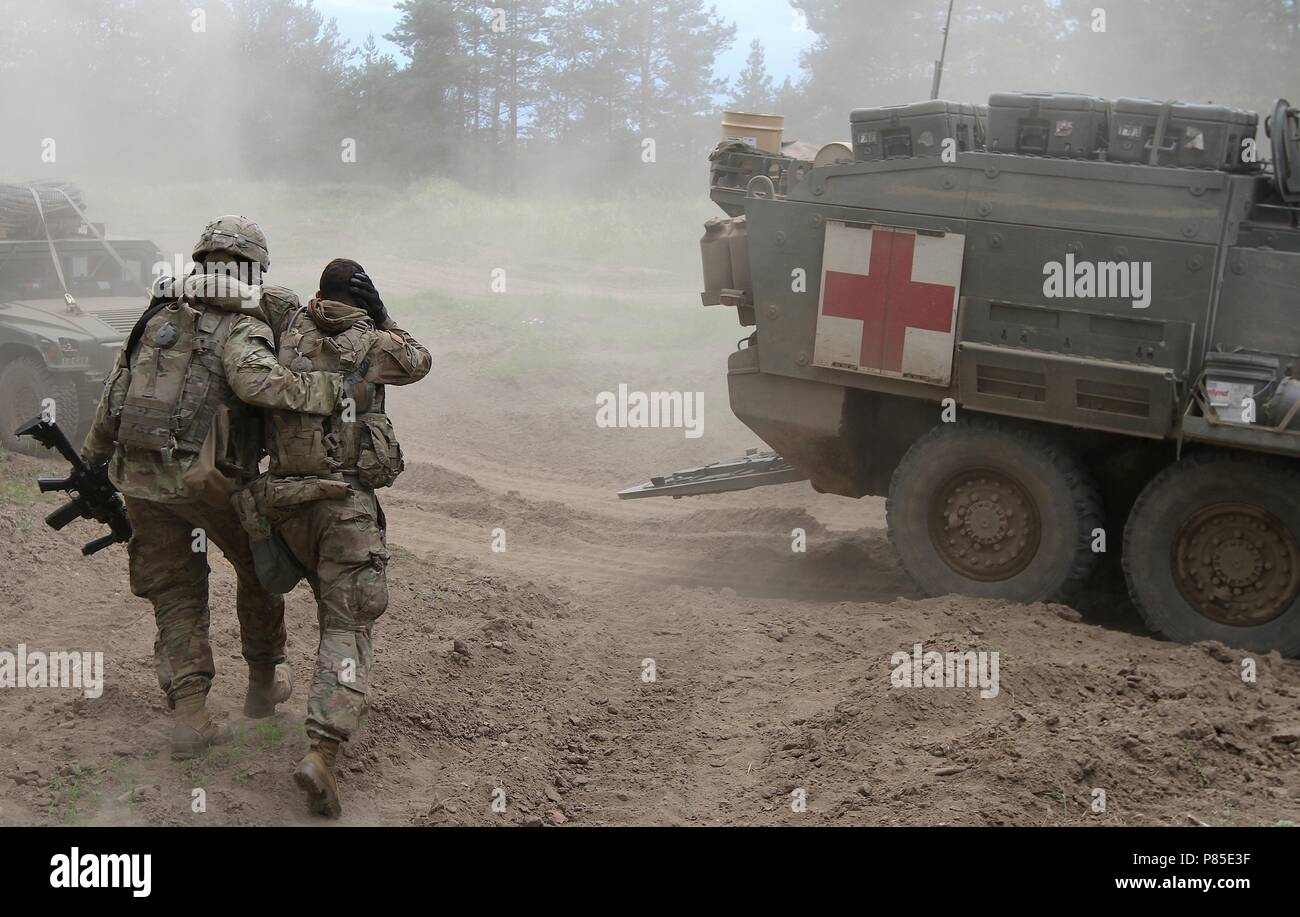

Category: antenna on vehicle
[930, 0, 956, 100]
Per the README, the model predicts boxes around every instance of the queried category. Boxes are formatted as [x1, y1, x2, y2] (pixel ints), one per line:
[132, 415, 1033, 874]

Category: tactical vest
[266, 307, 404, 488]
[117, 300, 261, 472]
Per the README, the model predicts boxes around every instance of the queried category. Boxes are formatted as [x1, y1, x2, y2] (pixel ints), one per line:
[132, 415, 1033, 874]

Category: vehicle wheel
[1123, 452, 1300, 656]
[886, 415, 1102, 603]
[0, 356, 80, 456]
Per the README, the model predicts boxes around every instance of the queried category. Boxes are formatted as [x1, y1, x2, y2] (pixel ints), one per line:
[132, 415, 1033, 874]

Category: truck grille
[1076, 379, 1151, 418]
[975, 364, 1047, 402]
[89, 309, 143, 334]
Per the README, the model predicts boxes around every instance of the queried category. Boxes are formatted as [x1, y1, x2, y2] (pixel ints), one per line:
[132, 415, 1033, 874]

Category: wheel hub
[1211, 539, 1262, 588]
[1175, 504, 1300, 626]
[931, 470, 1041, 581]
[961, 500, 1009, 544]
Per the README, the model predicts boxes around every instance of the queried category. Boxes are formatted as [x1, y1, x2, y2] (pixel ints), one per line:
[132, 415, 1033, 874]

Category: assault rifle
[14, 417, 132, 555]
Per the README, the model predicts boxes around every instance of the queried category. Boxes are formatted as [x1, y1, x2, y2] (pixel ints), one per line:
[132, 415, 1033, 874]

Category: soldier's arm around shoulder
[224, 316, 343, 415]
[364, 324, 432, 386]
[258, 284, 300, 332]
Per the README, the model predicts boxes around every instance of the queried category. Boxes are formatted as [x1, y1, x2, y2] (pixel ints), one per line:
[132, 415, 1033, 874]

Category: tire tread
[886, 414, 1103, 604]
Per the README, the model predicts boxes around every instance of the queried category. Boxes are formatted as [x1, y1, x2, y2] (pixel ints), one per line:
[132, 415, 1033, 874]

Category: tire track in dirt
[385, 488, 915, 603]
[382, 464, 1300, 827]
[4, 448, 1299, 827]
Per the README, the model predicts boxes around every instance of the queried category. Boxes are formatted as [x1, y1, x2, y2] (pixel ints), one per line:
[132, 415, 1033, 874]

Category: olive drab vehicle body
[625, 96, 1300, 656]
[0, 182, 161, 454]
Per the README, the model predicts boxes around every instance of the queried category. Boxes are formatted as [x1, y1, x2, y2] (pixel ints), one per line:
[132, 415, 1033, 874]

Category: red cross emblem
[814, 224, 963, 383]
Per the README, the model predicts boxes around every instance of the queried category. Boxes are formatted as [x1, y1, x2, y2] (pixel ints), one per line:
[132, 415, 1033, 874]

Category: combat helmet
[191, 214, 271, 271]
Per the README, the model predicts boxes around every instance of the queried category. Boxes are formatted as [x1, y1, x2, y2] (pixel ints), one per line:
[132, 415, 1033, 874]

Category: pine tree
[535, 0, 602, 144]
[730, 38, 776, 113]
[489, 1, 549, 191]
[228, 0, 358, 177]
[613, 0, 736, 163]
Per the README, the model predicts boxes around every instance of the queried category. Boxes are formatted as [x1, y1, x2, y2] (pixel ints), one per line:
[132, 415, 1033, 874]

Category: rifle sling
[124, 295, 176, 363]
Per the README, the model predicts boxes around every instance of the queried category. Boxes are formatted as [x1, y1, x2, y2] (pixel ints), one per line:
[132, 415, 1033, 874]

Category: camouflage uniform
[82, 217, 345, 727]
[255, 290, 430, 745]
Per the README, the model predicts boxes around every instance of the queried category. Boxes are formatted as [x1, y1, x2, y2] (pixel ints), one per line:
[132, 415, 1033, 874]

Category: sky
[314, 0, 817, 83]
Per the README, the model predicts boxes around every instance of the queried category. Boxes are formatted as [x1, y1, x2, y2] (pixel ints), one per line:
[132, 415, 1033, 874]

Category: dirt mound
[393, 461, 598, 538]
[392, 463, 489, 501]
[751, 600, 1300, 825]
[5, 426, 1297, 827]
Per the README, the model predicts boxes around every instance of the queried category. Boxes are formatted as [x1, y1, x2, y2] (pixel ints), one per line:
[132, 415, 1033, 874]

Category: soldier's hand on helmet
[350, 272, 390, 327]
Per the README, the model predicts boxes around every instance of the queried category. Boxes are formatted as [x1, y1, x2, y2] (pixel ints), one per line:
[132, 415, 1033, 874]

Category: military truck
[624, 96, 1300, 656]
[0, 182, 159, 454]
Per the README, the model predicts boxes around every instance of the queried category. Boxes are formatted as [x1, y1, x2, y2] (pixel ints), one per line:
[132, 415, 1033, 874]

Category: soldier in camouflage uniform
[242, 258, 430, 817]
[82, 216, 352, 759]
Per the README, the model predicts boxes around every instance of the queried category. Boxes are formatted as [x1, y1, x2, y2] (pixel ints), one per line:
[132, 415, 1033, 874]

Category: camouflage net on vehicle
[0, 181, 86, 240]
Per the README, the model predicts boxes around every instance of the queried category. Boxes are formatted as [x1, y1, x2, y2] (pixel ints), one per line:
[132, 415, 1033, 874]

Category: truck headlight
[39, 337, 89, 367]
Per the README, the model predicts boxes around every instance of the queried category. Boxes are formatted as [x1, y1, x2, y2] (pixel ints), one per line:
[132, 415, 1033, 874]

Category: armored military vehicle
[0, 182, 160, 454]
[625, 96, 1300, 656]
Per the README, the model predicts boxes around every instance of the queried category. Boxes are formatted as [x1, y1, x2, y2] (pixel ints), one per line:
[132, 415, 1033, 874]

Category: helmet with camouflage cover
[191, 215, 270, 271]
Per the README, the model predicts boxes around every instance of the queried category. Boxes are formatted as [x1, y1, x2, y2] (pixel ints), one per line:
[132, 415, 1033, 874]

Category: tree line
[1, 0, 1295, 194]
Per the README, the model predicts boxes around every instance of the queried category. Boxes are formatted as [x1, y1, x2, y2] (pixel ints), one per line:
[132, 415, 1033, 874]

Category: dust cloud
[1, 1, 1290, 276]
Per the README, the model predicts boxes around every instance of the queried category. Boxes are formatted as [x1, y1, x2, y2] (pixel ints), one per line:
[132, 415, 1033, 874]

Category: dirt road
[2, 438, 1298, 826]
[0, 251, 1297, 826]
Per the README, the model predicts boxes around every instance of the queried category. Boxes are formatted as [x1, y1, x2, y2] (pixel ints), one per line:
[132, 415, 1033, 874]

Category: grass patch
[482, 346, 573, 383]
[91, 178, 711, 278]
[392, 286, 736, 384]
[251, 720, 284, 751]
[0, 457, 41, 506]
[47, 769, 100, 825]
[88, 177, 744, 380]
[203, 739, 245, 772]
[0, 474, 39, 506]
[1183, 742, 1212, 788]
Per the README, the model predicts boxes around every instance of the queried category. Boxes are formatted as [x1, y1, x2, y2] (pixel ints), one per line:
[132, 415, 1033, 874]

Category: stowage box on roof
[987, 91, 1109, 158]
[1108, 98, 1259, 171]
[849, 100, 983, 162]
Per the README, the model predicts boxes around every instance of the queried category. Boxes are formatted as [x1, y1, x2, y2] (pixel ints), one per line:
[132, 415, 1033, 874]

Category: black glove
[350, 271, 389, 327]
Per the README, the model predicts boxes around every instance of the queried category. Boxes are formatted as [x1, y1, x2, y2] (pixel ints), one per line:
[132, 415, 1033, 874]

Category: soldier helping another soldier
[85, 217, 430, 818]
[81, 216, 351, 759]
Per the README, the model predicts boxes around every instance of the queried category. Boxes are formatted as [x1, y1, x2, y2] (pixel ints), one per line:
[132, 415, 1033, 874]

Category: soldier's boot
[242, 662, 293, 719]
[170, 692, 233, 760]
[293, 738, 342, 818]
